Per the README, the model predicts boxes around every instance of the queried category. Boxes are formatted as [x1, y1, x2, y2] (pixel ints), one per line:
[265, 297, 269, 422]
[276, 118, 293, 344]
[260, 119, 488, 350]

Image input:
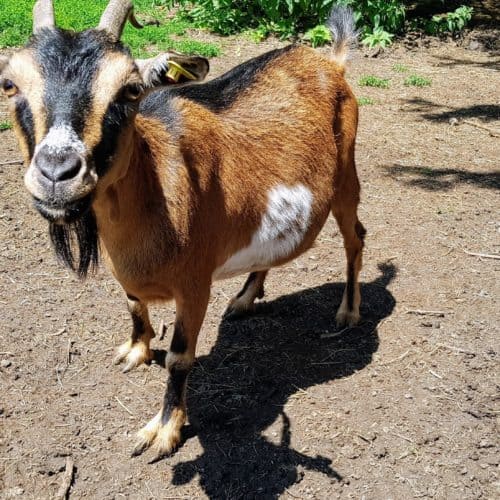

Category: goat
[0, 0, 366, 460]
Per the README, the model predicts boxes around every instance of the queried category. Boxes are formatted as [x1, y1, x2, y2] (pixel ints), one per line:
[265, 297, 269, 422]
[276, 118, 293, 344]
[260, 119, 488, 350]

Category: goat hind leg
[114, 295, 154, 372]
[333, 210, 366, 327]
[225, 270, 268, 317]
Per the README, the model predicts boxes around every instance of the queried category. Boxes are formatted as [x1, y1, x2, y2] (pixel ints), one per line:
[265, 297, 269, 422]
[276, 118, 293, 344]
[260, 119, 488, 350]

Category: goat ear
[136, 52, 209, 88]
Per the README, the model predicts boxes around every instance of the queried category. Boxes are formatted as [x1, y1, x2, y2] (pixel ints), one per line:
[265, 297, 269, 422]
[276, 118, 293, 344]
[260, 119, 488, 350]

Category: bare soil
[0, 34, 499, 499]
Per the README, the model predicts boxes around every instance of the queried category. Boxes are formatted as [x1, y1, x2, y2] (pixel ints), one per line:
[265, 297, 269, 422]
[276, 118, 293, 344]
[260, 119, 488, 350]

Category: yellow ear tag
[166, 61, 197, 83]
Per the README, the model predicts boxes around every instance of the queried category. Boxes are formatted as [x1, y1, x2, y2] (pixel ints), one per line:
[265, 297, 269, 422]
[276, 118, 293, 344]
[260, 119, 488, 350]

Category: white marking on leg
[213, 184, 313, 280]
[133, 410, 162, 455]
[114, 339, 132, 364]
[152, 410, 184, 457]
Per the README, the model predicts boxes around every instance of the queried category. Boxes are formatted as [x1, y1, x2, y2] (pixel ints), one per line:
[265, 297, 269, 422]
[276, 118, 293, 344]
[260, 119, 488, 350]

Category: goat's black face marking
[31, 29, 108, 135]
[15, 98, 36, 158]
[28, 28, 136, 175]
[92, 97, 138, 176]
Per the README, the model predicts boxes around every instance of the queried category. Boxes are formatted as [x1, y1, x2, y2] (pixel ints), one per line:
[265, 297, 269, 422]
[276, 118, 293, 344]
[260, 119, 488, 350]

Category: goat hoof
[149, 424, 181, 462]
[224, 299, 255, 320]
[114, 340, 153, 372]
[335, 309, 360, 328]
[132, 412, 182, 460]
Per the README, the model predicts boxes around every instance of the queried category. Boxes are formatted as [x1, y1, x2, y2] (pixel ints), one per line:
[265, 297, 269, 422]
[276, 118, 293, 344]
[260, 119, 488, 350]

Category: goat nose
[36, 149, 83, 182]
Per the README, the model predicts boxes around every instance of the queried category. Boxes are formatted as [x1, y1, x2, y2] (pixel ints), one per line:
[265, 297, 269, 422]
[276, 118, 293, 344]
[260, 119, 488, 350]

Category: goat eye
[2, 79, 18, 97]
[122, 84, 142, 101]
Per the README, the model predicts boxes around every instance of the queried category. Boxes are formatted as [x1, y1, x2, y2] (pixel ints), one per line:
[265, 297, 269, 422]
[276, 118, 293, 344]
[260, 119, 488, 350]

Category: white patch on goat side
[36, 124, 87, 155]
[213, 184, 313, 280]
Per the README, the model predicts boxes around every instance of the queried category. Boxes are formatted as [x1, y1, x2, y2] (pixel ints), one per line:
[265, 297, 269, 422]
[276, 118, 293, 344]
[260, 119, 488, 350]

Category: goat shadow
[162, 262, 396, 499]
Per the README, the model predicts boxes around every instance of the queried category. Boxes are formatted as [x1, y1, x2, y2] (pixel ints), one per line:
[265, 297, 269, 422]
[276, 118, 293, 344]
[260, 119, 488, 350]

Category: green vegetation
[160, 1, 474, 48]
[0, 0, 220, 57]
[357, 96, 375, 106]
[303, 25, 331, 48]
[421, 6, 474, 35]
[343, 0, 404, 47]
[164, 0, 337, 40]
[0, 121, 12, 131]
[359, 75, 390, 88]
[392, 63, 409, 73]
[0, 1, 475, 52]
[404, 74, 432, 87]
[361, 26, 393, 48]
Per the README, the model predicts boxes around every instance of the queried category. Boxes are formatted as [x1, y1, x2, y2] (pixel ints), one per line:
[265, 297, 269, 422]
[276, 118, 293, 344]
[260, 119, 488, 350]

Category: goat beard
[48, 210, 99, 278]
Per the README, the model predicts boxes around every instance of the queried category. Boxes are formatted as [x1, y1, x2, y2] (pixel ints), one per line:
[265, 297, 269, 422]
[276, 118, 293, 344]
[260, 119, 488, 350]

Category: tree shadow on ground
[165, 262, 396, 499]
[402, 97, 500, 123]
[385, 164, 500, 191]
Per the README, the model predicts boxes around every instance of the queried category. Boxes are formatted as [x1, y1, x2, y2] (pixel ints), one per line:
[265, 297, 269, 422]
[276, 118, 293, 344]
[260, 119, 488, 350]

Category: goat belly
[212, 183, 313, 280]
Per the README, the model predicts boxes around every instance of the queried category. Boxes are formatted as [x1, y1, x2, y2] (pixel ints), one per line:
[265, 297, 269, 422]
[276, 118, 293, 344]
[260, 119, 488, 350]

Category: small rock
[468, 40, 481, 51]
[449, 117, 459, 126]
[1, 359, 12, 368]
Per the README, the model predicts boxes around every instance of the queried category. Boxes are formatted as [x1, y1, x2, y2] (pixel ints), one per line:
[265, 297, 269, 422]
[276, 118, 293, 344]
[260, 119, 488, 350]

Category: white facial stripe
[213, 184, 313, 280]
[36, 124, 87, 155]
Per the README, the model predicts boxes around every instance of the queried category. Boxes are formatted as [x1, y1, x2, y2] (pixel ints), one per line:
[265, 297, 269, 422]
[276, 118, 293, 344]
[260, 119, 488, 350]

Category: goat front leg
[132, 286, 210, 460]
[114, 295, 154, 372]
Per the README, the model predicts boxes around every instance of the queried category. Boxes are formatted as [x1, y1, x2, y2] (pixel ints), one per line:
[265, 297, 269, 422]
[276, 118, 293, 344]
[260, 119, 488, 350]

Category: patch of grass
[0, 121, 12, 131]
[357, 96, 375, 106]
[392, 63, 409, 73]
[404, 74, 432, 87]
[242, 27, 268, 43]
[303, 25, 331, 48]
[0, 0, 221, 57]
[359, 75, 390, 89]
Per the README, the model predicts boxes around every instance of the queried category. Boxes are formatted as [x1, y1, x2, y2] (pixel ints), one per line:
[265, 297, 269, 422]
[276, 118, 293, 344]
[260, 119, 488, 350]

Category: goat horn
[33, 0, 55, 34]
[98, 0, 143, 40]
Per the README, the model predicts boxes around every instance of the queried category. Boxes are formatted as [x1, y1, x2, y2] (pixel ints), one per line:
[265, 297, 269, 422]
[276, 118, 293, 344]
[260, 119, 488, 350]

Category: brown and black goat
[0, 0, 366, 459]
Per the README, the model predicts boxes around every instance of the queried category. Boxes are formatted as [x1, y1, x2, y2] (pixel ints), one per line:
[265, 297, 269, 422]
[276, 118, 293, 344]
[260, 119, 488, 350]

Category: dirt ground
[0, 30, 499, 500]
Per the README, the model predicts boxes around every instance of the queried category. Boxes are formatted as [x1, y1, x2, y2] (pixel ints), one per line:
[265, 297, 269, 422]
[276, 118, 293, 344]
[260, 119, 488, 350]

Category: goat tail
[326, 5, 358, 68]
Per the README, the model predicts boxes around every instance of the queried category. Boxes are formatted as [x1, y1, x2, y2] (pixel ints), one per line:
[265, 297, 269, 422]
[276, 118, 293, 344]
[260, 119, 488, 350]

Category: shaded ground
[1, 33, 499, 499]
